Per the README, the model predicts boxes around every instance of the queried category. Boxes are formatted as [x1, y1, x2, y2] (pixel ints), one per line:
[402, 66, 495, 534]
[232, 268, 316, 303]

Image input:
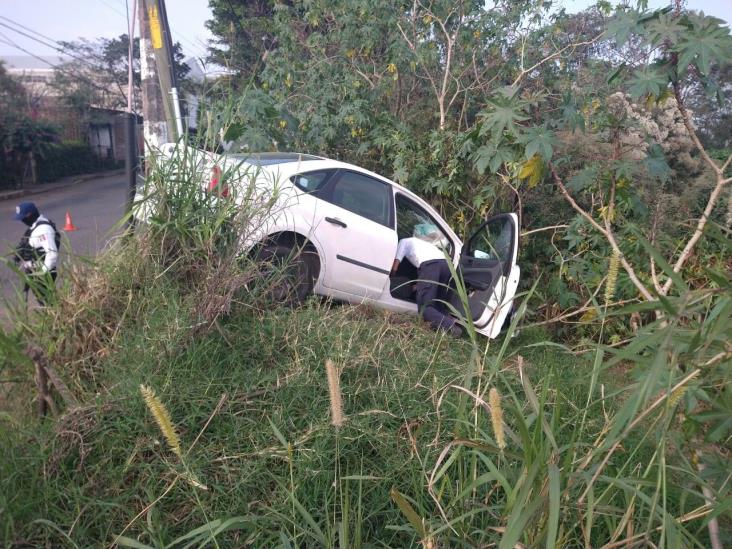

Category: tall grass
[383, 227, 732, 548]
[0, 136, 729, 546]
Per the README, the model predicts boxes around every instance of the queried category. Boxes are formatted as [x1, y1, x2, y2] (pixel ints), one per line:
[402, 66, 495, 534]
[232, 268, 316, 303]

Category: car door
[310, 169, 397, 299]
[389, 192, 457, 302]
[454, 213, 520, 337]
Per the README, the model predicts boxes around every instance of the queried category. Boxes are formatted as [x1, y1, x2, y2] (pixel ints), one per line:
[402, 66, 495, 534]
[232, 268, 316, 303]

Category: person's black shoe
[449, 325, 463, 338]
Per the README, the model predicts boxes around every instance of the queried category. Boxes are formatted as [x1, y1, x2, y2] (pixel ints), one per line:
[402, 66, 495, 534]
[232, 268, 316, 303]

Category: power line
[98, 0, 128, 19]
[0, 16, 67, 49]
[0, 17, 136, 95]
[2, 8, 208, 70]
[0, 19, 107, 70]
[0, 32, 130, 104]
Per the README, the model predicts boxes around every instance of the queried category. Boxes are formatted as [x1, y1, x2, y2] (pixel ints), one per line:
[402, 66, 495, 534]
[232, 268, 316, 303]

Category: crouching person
[14, 202, 59, 306]
[391, 231, 462, 338]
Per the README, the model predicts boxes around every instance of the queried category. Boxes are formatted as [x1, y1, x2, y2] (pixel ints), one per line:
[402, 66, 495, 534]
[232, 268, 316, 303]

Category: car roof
[228, 152, 324, 166]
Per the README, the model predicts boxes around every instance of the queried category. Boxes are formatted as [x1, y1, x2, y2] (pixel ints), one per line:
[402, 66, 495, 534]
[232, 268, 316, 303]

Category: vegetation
[35, 141, 122, 183]
[0, 1, 730, 547]
[0, 61, 59, 189]
[52, 34, 191, 114]
[203, 0, 731, 318]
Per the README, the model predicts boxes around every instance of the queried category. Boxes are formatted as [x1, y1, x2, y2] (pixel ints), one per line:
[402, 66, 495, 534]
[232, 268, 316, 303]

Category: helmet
[14, 202, 39, 221]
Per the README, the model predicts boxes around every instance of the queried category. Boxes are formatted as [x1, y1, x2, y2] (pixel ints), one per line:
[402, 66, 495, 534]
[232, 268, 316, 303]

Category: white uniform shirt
[395, 237, 445, 269]
[28, 216, 58, 272]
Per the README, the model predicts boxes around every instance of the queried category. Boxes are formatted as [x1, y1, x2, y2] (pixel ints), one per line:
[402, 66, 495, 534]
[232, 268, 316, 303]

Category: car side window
[395, 193, 454, 256]
[290, 170, 333, 194]
[328, 171, 392, 227]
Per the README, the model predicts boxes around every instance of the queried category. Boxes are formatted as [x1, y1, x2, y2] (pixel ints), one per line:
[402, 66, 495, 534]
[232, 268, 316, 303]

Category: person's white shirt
[28, 215, 58, 272]
[395, 237, 445, 268]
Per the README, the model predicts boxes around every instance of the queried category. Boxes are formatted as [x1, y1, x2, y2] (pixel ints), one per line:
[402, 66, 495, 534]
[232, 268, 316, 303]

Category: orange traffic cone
[63, 211, 77, 231]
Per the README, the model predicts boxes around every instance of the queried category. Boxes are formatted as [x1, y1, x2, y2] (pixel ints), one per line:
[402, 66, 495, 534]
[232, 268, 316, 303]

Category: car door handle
[325, 217, 347, 228]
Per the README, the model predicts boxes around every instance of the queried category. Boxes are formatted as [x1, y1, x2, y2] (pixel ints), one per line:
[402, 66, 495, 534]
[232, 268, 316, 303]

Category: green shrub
[36, 141, 121, 183]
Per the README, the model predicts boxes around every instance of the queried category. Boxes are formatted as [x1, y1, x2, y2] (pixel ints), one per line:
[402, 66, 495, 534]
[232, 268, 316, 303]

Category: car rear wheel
[256, 244, 315, 305]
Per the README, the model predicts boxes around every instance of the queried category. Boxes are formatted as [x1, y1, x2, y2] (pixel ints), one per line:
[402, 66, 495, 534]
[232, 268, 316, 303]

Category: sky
[0, 0, 730, 64]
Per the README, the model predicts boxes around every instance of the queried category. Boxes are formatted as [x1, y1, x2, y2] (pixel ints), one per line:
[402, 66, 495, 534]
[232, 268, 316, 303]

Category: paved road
[0, 174, 128, 311]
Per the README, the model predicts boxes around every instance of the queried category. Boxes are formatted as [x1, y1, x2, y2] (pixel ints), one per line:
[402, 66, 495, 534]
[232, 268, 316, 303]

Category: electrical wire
[0, 31, 129, 102]
[0, 16, 138, 105]
[0, 16, 128, 73]
[0, 20, 91, 66]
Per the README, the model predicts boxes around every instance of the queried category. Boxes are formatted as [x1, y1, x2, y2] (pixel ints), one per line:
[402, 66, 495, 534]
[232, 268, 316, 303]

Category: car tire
[256, 243, 314, 305]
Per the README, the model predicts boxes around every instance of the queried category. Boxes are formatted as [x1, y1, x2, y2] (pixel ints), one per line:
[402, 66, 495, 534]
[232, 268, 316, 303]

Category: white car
[141, 144, 520, 338]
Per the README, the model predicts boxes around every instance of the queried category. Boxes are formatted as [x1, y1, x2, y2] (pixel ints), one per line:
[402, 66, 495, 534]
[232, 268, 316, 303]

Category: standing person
[391, 232, 462, 337]
[13, 202, 59, 305]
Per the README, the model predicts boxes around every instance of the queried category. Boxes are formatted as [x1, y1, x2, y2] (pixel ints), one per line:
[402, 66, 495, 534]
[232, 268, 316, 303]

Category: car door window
[290, 170, 333, 194]
[395, 193, 453, 256]
[466, 215, 515, 275]
[327, 171, 392, 227]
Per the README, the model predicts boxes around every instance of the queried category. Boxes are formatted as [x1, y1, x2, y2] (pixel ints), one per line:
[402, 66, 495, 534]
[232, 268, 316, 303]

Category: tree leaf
[490, 146, 517, 173]
[479, 96, 528, 139]
[607, 63, 627, 86]
[518, 154, 544, 188]
[643, 144, 671, 182]
[644, 12, 685, 47]
[519, 125, 556, 161]
[627, 68, 668, 99]
[472, 143, 516, 175]
[674, 13, 732, 76]
[607, 10, 640, 46]
[473, 144, 494, 175]
[567, 166, 598, 192]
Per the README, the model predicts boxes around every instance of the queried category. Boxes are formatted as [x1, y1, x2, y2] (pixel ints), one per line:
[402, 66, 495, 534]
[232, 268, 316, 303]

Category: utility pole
[139, 0, 171, 149]
[124, 0, 139, 222]
[157, 0, 184, 137]
[141, 0, 182, 143]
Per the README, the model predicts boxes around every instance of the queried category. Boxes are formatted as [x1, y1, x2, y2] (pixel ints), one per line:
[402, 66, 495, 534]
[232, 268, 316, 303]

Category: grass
[1, 141, 729, 547]
[2, 291, 713, 547]
[0, 283, 591, 547]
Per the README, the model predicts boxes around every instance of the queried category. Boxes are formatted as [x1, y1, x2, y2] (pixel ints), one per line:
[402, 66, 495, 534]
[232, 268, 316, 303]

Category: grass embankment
[1, 150, 727, 546]
[2, 269, 589, 546]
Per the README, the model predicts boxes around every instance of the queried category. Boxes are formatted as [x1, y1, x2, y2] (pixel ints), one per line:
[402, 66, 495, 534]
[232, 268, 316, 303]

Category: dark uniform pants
[415, 259, 457, 332]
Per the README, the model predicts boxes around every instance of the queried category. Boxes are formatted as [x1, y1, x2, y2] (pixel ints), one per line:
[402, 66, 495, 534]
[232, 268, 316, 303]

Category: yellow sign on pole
[148, 5, 163, 49]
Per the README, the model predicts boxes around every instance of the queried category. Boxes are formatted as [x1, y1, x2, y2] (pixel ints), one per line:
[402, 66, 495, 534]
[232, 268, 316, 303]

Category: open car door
[451, 213, 520, 338]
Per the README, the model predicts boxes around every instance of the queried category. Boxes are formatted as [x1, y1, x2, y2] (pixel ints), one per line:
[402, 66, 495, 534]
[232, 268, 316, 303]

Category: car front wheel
[256, 244, 315, 305]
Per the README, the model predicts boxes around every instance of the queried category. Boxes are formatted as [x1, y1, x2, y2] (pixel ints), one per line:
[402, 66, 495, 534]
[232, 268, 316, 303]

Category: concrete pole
[142, 0, 178, 142]
[125, 0, 139, 222]
[139, 0, 170, 151]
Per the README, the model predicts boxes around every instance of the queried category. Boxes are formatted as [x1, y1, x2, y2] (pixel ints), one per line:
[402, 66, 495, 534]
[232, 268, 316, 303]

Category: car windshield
[229, 152, 322, 166]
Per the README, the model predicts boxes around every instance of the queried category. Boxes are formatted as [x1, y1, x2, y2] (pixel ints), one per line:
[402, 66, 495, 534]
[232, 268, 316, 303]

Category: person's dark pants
[415, 259, 457, 332]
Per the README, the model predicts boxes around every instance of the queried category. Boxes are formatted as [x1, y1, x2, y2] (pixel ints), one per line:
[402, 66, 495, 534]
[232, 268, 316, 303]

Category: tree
[542, 6, 732, 303]
[52, 34, 191, 113]
[0, 62, 58, 188]
[203, 0, 597, 233]
[201, 1, 730, 316]
[206, 0, 282, 79]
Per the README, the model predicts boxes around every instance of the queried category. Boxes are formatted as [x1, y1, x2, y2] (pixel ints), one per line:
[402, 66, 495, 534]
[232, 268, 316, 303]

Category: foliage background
[201, 0, 731, 326]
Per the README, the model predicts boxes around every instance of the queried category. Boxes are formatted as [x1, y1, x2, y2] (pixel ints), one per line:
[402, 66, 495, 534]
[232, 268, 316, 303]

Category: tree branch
[672, 84, 722, 176]
[551, 165, 656, 302]
[521, 224, 569, 237]
[660, 83, 732, 295]
[511, 33, 604, 88]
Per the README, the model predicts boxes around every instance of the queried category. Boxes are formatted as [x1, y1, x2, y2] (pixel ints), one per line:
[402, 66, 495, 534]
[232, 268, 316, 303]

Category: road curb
[0, 169, 126, 203]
